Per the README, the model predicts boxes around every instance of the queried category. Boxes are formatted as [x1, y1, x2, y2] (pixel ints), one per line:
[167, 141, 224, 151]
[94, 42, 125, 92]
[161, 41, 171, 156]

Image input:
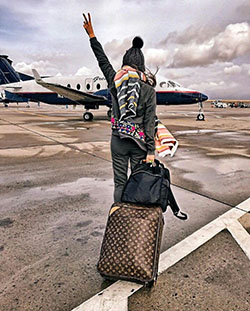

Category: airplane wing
[32, 69, 107, 104]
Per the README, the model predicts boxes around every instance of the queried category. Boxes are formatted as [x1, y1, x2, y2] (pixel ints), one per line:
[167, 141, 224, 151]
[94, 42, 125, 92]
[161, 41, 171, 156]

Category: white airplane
[0, 57, 208, 121]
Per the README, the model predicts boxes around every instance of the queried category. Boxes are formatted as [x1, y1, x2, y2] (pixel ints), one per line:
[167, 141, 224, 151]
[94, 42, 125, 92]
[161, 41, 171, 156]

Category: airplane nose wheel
[197, 113, 205, 121]
[196, 102, 205, 121]
[83, 112, 93, 121]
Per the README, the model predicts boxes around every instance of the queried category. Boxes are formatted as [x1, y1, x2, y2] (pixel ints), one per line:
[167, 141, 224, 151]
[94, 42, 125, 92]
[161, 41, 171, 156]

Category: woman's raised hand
[83, 13, 95, 38]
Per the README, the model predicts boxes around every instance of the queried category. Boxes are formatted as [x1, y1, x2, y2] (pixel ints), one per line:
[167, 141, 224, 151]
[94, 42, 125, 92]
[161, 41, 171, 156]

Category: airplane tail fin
[0, 55, 34, 85]
[0, 55, 20, 84]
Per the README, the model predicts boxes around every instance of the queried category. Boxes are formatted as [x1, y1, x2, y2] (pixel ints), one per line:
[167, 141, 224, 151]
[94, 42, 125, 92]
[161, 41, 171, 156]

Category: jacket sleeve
[90, 37, 116, 88]
[143, 88, 156, 155]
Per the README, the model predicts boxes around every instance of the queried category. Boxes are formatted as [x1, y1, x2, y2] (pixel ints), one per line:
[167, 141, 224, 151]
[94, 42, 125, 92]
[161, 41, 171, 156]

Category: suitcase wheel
[145, 280, 155, 288]
[145, 274, 158, 288]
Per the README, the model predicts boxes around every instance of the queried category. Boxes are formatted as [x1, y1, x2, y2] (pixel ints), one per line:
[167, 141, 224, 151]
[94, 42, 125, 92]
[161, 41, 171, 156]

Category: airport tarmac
[0, 102, 249, 311]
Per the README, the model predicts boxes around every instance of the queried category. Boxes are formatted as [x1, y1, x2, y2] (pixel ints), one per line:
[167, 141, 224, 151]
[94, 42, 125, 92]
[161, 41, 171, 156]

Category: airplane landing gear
[83, 111, 93, 121]
[196, 102, 205, 121]
[197, 113, 205, 121]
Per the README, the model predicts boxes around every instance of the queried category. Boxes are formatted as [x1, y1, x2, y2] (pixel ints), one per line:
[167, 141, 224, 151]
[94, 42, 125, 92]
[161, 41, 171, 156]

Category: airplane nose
[201, 93, 208, 101]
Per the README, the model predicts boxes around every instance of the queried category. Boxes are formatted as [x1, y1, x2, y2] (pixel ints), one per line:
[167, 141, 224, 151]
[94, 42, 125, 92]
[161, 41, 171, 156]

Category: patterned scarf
[155, 121, 179, 157]
[114, 66, 145, 121]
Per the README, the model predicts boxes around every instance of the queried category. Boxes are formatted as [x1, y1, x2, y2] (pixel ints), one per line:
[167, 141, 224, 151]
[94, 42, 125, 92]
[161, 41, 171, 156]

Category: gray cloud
[0, 5, 39, 40]
[169, 22, 250, 68]
[15, 60, 59, 76]
[224, 65, 242, 75]
[104, 38, 131, 64]
[144, 48, 169, 68]
[159, 24, 221, 47]
[236, 1, 250, 22]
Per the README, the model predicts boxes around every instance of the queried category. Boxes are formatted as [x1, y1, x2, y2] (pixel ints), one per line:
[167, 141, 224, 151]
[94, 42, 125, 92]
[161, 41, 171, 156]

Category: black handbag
[121, 159, 187, 220]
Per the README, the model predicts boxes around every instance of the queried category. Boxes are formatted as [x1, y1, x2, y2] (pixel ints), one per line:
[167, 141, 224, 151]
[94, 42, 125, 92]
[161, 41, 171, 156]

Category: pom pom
[132, 36, 144, 49]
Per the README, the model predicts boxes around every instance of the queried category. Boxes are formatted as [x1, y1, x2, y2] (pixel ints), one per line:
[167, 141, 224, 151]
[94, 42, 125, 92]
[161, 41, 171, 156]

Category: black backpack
[122, 159, 188, 220]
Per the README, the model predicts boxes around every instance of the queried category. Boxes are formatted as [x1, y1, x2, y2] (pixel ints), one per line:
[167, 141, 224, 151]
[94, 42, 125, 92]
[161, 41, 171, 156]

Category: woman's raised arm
[82, 13, 116, 87]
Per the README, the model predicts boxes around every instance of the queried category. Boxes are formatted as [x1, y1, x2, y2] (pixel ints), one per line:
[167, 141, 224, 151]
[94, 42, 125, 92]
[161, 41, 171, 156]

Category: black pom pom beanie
[122, 36, 145, 72]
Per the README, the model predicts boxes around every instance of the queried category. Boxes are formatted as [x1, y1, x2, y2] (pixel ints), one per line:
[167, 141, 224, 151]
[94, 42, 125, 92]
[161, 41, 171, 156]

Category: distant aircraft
[0, 55, 34, 84]
[0, 55, 34, 106]
[0, 56, 208, 121]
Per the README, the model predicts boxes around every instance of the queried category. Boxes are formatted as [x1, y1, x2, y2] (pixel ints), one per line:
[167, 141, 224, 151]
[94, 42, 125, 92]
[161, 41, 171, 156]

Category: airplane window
[67, 83, 71, 88]
[86, 83, 91, 90]
[96, 83, 101, 90]
[76, 83, 81, 90]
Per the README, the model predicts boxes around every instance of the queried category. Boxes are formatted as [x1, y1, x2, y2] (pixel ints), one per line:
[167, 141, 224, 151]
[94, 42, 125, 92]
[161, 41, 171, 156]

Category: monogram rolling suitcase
[97, 202, 164, 286]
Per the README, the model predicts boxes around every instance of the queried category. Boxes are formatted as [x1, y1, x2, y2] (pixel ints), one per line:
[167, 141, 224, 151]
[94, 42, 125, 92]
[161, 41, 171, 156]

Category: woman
[83, 13, 157, 202]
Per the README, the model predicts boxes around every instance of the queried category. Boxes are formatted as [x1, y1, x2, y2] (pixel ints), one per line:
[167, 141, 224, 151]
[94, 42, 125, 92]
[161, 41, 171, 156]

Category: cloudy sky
[1, 0, 250, 99]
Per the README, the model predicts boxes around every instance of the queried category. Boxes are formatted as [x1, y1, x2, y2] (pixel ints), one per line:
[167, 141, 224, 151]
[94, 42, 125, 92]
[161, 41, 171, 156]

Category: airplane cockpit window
[159, 82, 166, 88]
[96, 83, 101, 90]
[159, 80, 181, 88]
[76, 83, 81, 90]
[67, 83, 71, 88]
[168, 80, 181, 88]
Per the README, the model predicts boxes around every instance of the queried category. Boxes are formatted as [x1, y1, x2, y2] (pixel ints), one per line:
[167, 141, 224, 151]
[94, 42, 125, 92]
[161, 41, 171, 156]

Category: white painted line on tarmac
[72, 281, 141, 311]
[71, 197, 250, 311]
[159, 217, 225, 273]
[226, 221, 250, 259]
